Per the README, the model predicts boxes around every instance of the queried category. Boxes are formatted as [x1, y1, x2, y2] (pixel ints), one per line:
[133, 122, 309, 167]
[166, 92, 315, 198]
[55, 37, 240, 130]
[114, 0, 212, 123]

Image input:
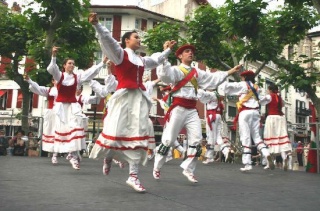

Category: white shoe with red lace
[69, 157, 80, 170]
[103, 159, 112, 175]
[182, 170, 198, 183]
[153, 169, 160, 180]
[126, 174, 146, 193]
[51, 156, 58, 165]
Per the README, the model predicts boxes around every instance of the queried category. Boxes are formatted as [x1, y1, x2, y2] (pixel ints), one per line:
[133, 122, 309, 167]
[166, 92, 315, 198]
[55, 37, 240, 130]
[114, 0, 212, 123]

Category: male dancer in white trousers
[153, 43, 241, 182]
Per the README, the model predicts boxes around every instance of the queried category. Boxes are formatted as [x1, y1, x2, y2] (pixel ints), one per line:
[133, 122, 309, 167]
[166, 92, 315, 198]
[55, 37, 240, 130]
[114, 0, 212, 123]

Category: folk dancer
[88, 13, 175, 192]
[153, 43, 241, 182]
[260, 84, 292, 170]
[47, 46, 106, 170]
[197, 89, 231, 164]
[89, 61, 126, 173]
[222, 70, 275, 171]
[25, 75, 58, 164]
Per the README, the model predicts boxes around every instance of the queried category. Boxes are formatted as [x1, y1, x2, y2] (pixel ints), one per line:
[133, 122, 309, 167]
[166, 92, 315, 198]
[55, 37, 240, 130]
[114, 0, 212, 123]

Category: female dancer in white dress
[47, 46, 106, 170]
[88, 13, 175, 192]
[25, 75, 58, 164]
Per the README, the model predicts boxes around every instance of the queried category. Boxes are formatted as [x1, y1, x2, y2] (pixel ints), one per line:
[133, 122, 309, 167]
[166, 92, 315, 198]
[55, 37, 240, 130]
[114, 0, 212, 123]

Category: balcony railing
[296, 108, 311, 116]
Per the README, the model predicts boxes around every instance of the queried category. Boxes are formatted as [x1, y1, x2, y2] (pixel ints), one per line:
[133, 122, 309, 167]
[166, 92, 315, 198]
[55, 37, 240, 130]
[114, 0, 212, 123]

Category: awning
[0, 90, 6, 97]
[0, 80, 20, 89]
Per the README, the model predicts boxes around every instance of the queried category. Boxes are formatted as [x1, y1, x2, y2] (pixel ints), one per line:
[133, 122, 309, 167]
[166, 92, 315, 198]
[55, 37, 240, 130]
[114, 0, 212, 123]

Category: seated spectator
[27, 132, 39, 157]
[0, 129, 9, 156]
[9, 130, 26, 156]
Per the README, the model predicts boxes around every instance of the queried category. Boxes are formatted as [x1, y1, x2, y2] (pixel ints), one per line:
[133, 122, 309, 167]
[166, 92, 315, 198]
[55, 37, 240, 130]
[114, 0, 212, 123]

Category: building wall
[141, 0, 202, 21]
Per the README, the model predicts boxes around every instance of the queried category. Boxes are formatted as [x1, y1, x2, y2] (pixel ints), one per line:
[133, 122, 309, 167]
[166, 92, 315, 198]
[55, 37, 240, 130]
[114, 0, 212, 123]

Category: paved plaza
[0, 156, 320, 211]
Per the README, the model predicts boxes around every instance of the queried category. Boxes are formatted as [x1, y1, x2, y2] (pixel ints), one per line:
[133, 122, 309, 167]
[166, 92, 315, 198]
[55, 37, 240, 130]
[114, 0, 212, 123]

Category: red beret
[175, 44, 196, 58]
[240, 70, 255, 77]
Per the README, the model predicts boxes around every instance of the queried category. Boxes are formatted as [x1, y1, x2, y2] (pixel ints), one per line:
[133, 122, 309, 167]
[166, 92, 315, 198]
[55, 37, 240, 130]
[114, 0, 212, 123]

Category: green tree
[282, 0, 320, 15]
[0, 1, 96, 132]
[143, 21, 186, 64]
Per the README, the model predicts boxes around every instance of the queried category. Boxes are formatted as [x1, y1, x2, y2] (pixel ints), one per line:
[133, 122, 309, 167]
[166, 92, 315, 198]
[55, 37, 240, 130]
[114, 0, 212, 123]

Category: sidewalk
[0, 156, 319, 211]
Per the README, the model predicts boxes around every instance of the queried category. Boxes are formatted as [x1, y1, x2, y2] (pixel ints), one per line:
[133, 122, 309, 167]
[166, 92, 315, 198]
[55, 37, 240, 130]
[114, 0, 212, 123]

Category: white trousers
[238, 110, 270, 165]
[154, 106, 202, 173]
[206, 114, 221, 159]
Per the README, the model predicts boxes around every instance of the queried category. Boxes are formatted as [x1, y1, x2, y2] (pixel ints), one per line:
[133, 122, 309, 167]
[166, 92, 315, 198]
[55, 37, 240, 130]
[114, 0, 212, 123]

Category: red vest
[267, 93, 283, 115]
[55, 73, 77, 103]
[115, 51, 146, 90]
[47, 87, 55, 109]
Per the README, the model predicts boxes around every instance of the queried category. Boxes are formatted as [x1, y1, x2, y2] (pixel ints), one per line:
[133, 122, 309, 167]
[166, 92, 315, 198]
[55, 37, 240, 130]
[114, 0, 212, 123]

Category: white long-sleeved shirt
[197, 89, 219, 110]
[47, 57, 104, 89]
[27, 78, 57, 98]
[76, 94, 101, 105]
[156, 62, 228, 100]
[143, 80, 158, 97]
[222, 81, 264, 108]
[93, 23, 171, 69]
[89, 74, 118, 98]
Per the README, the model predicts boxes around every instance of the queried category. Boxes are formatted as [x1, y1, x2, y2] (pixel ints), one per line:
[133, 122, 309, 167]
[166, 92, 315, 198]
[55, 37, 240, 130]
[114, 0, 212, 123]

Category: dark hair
[62, 58, 75, 72]
[121, 31, 138, 48]
[268, 84, 279, 93]
[243, 75, 255, 83]
[15, 130, 25, 136]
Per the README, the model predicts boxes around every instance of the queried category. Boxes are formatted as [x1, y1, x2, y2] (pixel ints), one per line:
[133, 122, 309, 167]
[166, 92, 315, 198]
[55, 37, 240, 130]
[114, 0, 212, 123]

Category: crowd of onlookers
[0, 129, 40, 157]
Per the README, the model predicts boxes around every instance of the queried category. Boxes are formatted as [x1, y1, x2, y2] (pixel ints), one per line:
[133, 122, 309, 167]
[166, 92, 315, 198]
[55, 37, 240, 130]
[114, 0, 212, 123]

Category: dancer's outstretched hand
[228, 64, 242, 76]
[89, 13, 98, 25]
[163, 40, 177, 50]
[52, 46, 60, 57]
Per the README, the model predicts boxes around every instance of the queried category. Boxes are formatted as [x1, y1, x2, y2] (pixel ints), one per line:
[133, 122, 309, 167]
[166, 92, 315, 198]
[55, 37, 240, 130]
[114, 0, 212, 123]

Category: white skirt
[89, 89, 150, 166]
[263, 115, 292, 154]
[52, 102, 86, 153]
[41, 109, 55, 152]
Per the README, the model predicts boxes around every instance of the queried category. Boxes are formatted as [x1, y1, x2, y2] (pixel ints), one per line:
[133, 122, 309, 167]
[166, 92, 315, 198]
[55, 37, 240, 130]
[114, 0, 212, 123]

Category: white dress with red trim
[89, 23, 171, 165]
[263, 94, 292, 154]
[76, 94, 101, 141]
[28, 79, 57, 152]
[47, 57, 104, 153]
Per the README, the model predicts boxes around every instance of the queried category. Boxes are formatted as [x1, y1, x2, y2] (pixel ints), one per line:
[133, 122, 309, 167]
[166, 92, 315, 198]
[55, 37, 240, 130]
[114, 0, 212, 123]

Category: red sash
[162, 68, 198, 106]
[164, 97, 197, 123]
[206, 109, 222, 130]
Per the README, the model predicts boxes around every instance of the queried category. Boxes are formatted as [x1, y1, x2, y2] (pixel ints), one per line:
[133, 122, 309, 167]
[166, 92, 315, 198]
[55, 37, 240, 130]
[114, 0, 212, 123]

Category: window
[288, 45, 294, 60]
[228, 106, 237, 118]
[0, 91, 7, 110]
[135, 18, 141, 30]
[99, 17, 113, 31]
[265, 79, 274, 90]
[94, 51, 103, 65]
[284, 87, 288, 100]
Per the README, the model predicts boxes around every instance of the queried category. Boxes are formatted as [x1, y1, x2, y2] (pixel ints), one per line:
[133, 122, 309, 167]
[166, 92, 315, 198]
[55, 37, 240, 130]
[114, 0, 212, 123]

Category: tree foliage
[143, 21, 186, 64]
[0, 1, 97, 131]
